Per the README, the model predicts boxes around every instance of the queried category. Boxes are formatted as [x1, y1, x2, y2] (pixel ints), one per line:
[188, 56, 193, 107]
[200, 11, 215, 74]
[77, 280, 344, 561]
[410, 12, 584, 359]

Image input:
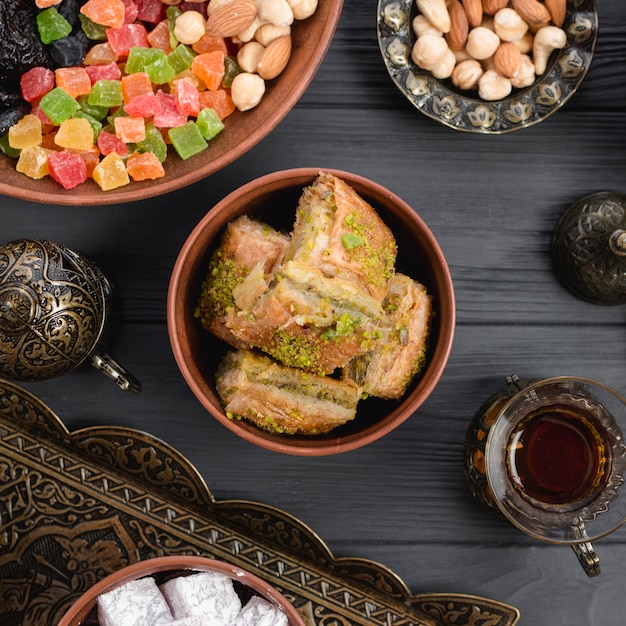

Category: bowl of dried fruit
[377, 0, 597, 133]
[0, 0, 342, 205]
[58, 555, 305, 626]
[167, 167, 456, 456]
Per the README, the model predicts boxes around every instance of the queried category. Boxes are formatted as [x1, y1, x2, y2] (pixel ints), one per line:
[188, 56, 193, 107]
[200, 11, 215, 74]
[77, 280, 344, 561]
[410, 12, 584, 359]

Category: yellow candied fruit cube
[8, 114, 43, 150]
[54, 118, 95, 151]
[16, 146, 52, 179]
[92, 152, 130, 191]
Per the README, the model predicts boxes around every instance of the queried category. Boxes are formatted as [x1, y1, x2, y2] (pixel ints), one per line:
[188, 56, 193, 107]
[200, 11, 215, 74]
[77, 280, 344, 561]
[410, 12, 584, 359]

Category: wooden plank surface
[3, 1, 626, 624]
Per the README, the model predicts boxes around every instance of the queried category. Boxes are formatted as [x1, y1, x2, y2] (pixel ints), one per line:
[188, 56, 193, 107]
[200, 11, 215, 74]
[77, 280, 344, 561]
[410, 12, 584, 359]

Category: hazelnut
[411, 34, 450, 70]
[451, 59, 484, 90]
[466, 26, 500, 60]
[478, 69, 512, 100]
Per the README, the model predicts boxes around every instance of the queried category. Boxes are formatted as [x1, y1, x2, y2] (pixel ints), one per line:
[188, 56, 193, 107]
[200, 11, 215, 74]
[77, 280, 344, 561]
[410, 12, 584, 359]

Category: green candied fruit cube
[78, 95, 109, 121]
[88, 80, 123, 108]
[106, 108, 127, 127]
[168, 45, 197, 75]
[37, 8, 72, 44]
[40, 88, 80, 125]
[196, 108, 224, 140]
[79, 13, 108, 41]
[222, 56, 242, 89]
[168, 121, 207, 160]
[126, 47, 166, 74]
[166, 6, 182, 48]
[73, 111, 103, 141]
[146, 56, 176, 85]
[136, 123, 168, 163]
[0, 133, 20, 158]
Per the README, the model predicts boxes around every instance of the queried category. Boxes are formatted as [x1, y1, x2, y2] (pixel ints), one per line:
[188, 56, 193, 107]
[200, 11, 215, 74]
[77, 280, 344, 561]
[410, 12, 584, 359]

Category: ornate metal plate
[377, 0, 598, 133]
[0, 379, 520, 626]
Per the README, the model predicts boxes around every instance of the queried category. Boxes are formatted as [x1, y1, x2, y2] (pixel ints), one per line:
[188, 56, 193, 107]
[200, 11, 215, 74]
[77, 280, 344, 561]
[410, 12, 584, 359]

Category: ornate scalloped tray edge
[0, 379, 520, 626]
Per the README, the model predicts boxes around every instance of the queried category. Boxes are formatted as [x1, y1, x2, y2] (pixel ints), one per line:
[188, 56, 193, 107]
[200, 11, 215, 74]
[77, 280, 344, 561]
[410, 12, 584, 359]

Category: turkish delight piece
[235, 596, 289, 626]
[97, 576, 174, 626]
[160, 571, 242, 625]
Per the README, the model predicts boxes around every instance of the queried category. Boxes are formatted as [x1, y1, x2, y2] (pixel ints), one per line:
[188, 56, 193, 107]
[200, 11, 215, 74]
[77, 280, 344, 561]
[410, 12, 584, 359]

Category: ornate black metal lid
[551, 192, 626, 305]
[0, 239, 140, 392]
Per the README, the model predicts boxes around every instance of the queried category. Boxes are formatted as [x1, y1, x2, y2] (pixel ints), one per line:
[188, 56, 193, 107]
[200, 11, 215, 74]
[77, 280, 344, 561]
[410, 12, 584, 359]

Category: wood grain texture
[2, 1, 626, 624]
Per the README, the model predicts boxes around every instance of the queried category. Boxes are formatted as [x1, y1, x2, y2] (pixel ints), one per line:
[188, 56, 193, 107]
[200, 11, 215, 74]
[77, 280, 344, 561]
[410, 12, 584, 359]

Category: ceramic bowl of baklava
[58, 555, 305, 626]
[167, 168, 456, 456]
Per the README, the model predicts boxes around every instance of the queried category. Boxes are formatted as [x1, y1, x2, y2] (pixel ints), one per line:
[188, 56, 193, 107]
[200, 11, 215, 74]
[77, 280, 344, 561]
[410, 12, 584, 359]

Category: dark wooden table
[3, 1, 626, 624]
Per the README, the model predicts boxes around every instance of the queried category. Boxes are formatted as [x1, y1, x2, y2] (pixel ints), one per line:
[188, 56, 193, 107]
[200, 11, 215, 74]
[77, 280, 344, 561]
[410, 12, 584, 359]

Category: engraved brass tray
[0, 379, 520, 626]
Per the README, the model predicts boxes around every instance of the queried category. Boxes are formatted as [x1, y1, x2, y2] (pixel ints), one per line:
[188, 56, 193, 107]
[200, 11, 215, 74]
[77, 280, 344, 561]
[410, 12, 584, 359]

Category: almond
[544, 0, 566, 27]
[511, 0, 552, 30]
[446, 1, 469, 50]
[462, 0, 483, 28]
[493, 41, 522, 78]
[206, 0, 257, 38]
[257, 34, 292, 80]
[481, 0, 509, 16]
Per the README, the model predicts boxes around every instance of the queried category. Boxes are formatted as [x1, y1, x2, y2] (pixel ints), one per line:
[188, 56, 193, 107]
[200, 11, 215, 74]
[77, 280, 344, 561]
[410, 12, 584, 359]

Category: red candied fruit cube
[32, 105, 53, 127]
[124, 92, 162, 117]
[97, 130, 129, 156]
[136, 0, 164, 23]
[146, 20, 172, 53]
[48, 151, 88, 189]
[85, 63, 122, 85]
[174, 79, 200, 117]
[107, 23, 150, 57]
[152, 91, 187, 128]
[21, 67, 55, 103]
[122, 0, 138, 24]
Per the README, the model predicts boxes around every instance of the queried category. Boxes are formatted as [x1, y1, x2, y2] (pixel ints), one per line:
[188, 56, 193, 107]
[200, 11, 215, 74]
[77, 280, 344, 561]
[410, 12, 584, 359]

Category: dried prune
[0, 86, 29, 136]
[0, 0, 51, 80]
[48, 31, 89, 68]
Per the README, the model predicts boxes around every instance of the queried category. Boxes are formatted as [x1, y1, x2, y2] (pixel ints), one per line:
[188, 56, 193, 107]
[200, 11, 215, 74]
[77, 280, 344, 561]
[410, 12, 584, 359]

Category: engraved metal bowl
[377, 0, 598, 133]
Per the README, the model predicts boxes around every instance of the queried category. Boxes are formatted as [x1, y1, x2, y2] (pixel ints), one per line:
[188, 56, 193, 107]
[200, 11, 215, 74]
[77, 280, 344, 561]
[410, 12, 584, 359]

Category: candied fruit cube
[84, 42, 119, 65]
[72, 111, 103, 141]
[107, 23, 150, 57]
[198, 89, 235, 120]
[126, 46, 165, 74]
[75, 146, 101, 177]
[79, 13, 108, 41]
[54, 118, 95, 150]
[136, 0, 164, 23]
[170, 69, 205, 92]
[147, 20, 173, 53]
[168, 44, 197, 74]
[122, 72, 153, 103]
[48, 151, 88, 189]
[36, 0, 65, 8]
[78, 96, 109, 121]
[9, 114, 43, 150]
[55, 67, 92, 98]
[37, 8, 72, 44]
[222, 56, 242, 89]
[192, 35, 228, 55]
[166, 6, 183, 49]
[97, 130, 128, 156]
[196, 107, 224, 140]
[80, 0, 126, 29]
[88, 80, 123, 108]
[168, 121, 207, 160]
[136, 122, 167, 162]
[16, 146, 51, 179]
[40, 88, 81, 125]
[127, 151, 165, 180]
[174, 78, 200, 116]
[146, 56, 176, 85]
[20, 67, 55, 103]
[124, 92, 161, 117]
[0, 134, 21, 158]
[93, 151, 130, 190]
[114, 116, 146, 143]
[191, 51, 225, 91]
[152, 91, 186, 128]
[122, 0, 139, 25]
[85, 63, 122, 85]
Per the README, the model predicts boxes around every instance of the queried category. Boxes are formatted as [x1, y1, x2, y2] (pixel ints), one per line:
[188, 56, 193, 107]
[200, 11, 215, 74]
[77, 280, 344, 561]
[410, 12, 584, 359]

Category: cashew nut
[510, 54, 536, 88]
[255, 23, 291, 46]
[416, 0, 450, 33]
[412, 14, 443, 38]
[533, 25, 567, 74]
[237, 41, 266, 72]
[285, 0, 318, 20]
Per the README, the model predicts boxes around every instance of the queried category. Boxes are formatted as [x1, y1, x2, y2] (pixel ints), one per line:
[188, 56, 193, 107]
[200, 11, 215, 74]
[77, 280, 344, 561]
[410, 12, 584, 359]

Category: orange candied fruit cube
[126, 151, 165, 181]
[192, 34, 228, 55]
[80, 0, 125, 29]
[198, 89, 236, 120]
[147, 20, 173, 53]
[114, 116, 146, 143]
[69, 145, 101, 177]
[55, 67, 92, 98]
[122, 72, 153, 104]
[191, 51, 225, 91]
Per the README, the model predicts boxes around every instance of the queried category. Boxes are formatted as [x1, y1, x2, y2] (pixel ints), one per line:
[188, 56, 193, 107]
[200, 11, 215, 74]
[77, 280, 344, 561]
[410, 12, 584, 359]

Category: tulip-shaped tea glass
[465, 375, 626, 577]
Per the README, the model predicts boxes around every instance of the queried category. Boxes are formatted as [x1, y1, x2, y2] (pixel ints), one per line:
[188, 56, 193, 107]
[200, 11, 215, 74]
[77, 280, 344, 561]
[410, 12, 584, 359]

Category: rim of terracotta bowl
[58, 555, 305, 626]
[167, 167, 456, 456]
[0, 1, 343, 206]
